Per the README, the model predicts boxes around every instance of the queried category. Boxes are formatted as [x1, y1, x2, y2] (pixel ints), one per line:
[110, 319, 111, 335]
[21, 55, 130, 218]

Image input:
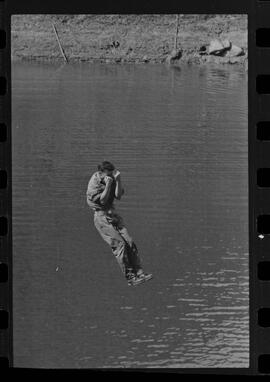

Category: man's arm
[115, 174, 124, 200]
[100, 176, 113, 205]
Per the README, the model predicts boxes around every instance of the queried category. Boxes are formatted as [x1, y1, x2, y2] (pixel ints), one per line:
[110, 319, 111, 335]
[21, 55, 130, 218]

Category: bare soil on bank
[11, 15, 248, 65]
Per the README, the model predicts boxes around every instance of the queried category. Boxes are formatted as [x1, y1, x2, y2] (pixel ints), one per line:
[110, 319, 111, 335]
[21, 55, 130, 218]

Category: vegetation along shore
[11, 15, 248, 65]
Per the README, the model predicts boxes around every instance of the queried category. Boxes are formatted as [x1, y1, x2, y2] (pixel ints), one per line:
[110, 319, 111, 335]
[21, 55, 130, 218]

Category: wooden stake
[52, 22, 68, 63]
[174, 15, 180, 50]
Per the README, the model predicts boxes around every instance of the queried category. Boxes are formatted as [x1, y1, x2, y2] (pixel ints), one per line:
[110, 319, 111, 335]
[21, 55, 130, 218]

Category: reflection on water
[93, 250, 248, 368]
[12, 62, 248, 368]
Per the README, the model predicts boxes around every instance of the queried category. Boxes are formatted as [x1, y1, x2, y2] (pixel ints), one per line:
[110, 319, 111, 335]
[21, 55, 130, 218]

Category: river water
[12, 62, 248, 368]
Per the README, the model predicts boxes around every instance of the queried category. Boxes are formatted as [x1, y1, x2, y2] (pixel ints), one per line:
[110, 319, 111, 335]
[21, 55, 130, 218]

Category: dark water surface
[12, 62, 248, 368]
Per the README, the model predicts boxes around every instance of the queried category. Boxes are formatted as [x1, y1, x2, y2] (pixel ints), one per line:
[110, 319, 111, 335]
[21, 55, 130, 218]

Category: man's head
[98, 161, 115, 177]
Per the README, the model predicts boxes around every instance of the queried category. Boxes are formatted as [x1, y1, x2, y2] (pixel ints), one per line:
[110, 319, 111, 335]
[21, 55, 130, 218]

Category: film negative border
[1, 0, 270, 374]
[255, 0, 270, 375]
[0, 0, 11, 369]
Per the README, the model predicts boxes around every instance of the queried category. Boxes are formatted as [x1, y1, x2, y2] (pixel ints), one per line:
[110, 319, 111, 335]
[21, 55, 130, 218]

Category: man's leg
[94, 212, 135, 279]
[112, 212, 143, 275]
[113, 213, 153, 284]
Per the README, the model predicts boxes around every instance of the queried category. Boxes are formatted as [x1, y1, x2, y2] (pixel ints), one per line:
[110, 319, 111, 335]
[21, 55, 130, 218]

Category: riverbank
[11, 15, 248, 65]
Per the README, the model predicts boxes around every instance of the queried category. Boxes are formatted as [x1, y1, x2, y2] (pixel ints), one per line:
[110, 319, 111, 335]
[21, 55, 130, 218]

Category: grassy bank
[11, 15, 248, 65]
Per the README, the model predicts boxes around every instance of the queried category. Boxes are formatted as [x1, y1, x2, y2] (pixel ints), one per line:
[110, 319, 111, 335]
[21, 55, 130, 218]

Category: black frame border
[1, 0, 269, 375]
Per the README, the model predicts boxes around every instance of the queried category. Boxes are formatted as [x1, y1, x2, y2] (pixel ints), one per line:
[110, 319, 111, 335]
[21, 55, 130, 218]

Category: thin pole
[174, 15, 180, 51]
[52, 22, 68, 63]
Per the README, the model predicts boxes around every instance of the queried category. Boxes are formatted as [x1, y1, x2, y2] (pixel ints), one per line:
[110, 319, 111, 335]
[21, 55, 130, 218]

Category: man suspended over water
[86, 161, 153, 286]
